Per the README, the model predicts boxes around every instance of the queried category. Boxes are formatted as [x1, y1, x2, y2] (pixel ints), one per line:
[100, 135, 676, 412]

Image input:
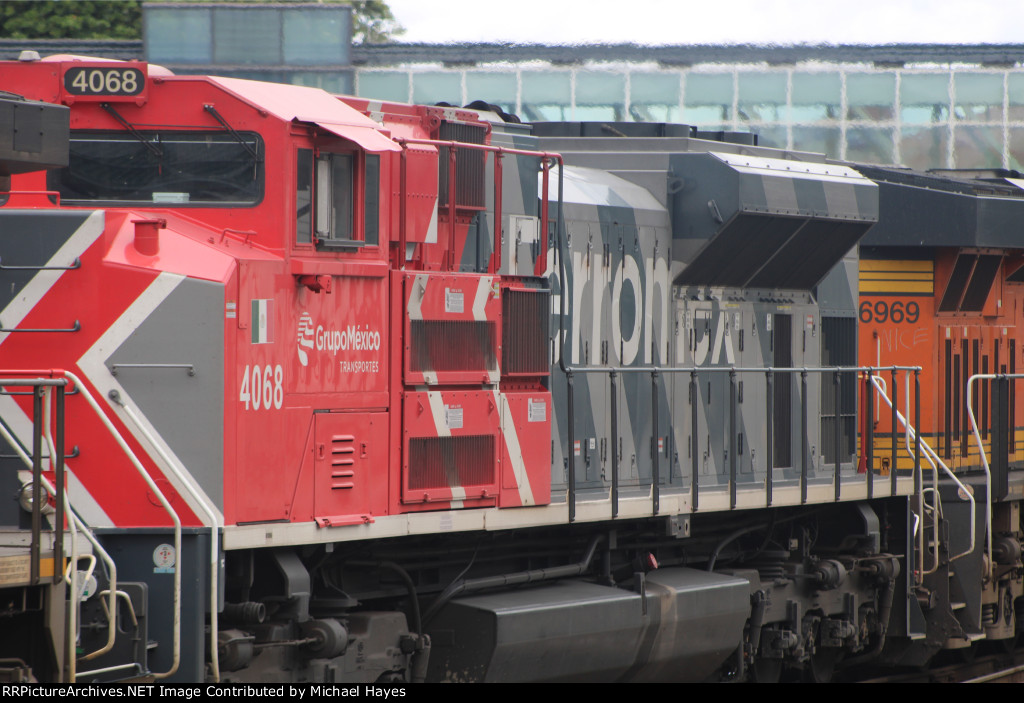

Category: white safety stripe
[408, 274, 435, 382]
[495, 390, 535, 506]
[425, 203, 438, 244]
[426, 391, 464, 508]
[406, 273, 429, 321]
[0, 210, 104, 348]
[472, 276, 491, 321]
[449, 486, 465, 510]
[364, 100, 384, 123]
[0, 211, 111, 524]
[1, 393, 113, 526]
[426, 390, 450, 438]
[77, 272, 222, 526]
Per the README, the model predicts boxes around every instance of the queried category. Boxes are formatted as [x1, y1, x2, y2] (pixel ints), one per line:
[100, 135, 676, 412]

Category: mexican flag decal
[251, 299, 273, 344]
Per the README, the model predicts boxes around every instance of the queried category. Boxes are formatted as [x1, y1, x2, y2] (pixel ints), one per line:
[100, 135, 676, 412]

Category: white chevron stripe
[0, 210, 104, 348]
[472, 276, 492, 321]
[77, 272, 222, 526]
[497, 390, 535, 506]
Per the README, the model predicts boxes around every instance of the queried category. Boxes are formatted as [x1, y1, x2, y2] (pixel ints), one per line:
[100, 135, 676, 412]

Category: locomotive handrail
[901, 374, 941, 579]
[966, 372, 1024, 582]
[0, 379, 120, 682]
[0, 256, 81, 271]
[395, 137, 563, 275]
[868, 373, 950, 579]
[16, 369, 185, 681]
[556, 361, 923, 523]
[111, 398, 222, 682]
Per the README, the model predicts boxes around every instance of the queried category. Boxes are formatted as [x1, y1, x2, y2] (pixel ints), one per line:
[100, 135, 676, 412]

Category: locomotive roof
[854, 163, 1024, 200]
[191, 75, 401, 154]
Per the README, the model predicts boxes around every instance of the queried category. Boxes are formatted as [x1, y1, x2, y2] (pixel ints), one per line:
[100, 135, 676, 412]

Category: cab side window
[365, 154, 380, 247]
[316, 153, 353, 244]
[295, 148, 380, 249]
[296, 148, 313, 244]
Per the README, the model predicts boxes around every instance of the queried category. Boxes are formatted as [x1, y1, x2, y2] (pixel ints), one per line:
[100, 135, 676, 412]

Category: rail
[967, 372, 1024, 582]
[0, 377, 116, 681]
[559, 363, 922, 520]
[869, 372, 977, 577]
[395, 137, 563, 276]
[0, 378, 66, 588]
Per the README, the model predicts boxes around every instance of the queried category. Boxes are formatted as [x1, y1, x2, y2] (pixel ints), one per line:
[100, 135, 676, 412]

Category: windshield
[48, 130, 263, 205]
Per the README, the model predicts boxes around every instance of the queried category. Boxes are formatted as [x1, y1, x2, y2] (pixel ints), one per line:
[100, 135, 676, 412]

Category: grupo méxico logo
[297, 311, 381, 367]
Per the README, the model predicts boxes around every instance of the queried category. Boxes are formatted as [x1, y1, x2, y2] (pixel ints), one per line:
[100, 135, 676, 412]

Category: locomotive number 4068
[239, 364, 283, 411]
[63, 67, 145, 96]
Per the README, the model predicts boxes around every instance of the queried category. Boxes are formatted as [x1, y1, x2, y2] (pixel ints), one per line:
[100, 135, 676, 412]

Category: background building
[3, 2, 1024, 170]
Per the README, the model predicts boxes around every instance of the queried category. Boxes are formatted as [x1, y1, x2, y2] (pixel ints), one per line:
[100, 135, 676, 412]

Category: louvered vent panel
[410, 320, 496, 373]
[407, 435, 495, 490]
[438, 122, 486, 209]
[502, 288, 550, 376]
[330, 434, 356, 490]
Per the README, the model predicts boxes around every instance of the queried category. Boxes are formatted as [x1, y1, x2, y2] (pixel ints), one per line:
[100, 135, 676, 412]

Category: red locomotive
[0, 56, 1021, 683]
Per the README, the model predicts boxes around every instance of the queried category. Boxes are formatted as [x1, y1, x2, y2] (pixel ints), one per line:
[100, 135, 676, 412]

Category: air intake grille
[438, 122, 486, 209]
[329, 434, 355, 490]
[410, 320, 497, 373]
[502, 288, 550, 375]
[407, 435, 495, 490]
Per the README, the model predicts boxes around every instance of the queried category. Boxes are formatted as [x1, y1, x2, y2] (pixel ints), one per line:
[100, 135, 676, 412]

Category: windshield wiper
[101, 103, 162, 158]
[203, 104, 261, 162]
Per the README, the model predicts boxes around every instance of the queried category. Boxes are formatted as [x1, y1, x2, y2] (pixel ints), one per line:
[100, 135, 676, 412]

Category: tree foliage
[349, 1, 404, 44]
[0, 1, 403, 43]
[0, 1, 142, 40]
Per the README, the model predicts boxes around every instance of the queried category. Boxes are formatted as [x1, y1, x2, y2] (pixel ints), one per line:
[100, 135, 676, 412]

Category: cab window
[295, 149, 379, 249]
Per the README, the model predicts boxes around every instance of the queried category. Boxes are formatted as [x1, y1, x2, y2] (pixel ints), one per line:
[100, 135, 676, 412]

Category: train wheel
[807, 649, 839, 683]
[750, 658, 783, 683]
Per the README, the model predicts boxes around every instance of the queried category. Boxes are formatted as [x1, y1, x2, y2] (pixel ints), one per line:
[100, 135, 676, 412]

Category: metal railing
[868, 372, 979, 580]
[0, 377, 66, 588]
[560, 363, 924, 521]
[0, 369, 185, 682]
[966, 372, 1024, 582]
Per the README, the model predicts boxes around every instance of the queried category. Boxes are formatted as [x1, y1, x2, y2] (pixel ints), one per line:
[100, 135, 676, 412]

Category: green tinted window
[738, 72, 786, 122]
[522, 72, 572, 121]
[954, 73, 1003, 121]
[846, 127, 895, 165]
[466, 72, 517, 111]
[284, 9, 351, 65]
[358, 72, 409, 102]
[791, 73, 841, 122]
[684, 73, 733, 124]
[413, 72, 462, 105]
[144, 7, 211, 64]
[631, 73, 680, 122]
[953, 125, 1003, 168]
[214, 8, 279, 64]
[847, 73, 896, 120]
[900, 74, 950, 123]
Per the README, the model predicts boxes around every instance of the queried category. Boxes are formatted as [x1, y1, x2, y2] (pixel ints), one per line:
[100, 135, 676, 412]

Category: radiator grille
[410, 320, 496, 373]
[407, 435, 495, 490]
[502, 288, 550, 375]
[438, 122, 486, 209]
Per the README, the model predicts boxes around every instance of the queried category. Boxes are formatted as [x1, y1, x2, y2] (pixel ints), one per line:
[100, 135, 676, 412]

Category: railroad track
[855, 648, 1024, 683]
